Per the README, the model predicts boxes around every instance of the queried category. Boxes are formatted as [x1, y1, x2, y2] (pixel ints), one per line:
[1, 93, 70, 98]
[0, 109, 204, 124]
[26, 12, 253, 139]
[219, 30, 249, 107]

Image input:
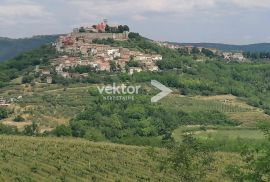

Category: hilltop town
[51, 20, 162, 80]
[29, 20, 249, 85]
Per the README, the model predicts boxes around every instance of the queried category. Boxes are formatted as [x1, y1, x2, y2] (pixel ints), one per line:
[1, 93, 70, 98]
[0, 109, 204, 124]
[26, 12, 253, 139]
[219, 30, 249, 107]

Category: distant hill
[168, 42, 270, 52]
[0, 35, 59, 61]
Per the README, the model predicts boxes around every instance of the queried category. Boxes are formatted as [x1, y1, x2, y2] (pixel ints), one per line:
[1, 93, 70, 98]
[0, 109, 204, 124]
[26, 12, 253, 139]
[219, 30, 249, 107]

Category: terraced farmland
[162, 95, 255, 113]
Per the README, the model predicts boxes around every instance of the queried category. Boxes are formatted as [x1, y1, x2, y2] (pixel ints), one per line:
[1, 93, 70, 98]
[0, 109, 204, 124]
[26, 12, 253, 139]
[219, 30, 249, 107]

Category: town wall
[73, 32, 129, 42]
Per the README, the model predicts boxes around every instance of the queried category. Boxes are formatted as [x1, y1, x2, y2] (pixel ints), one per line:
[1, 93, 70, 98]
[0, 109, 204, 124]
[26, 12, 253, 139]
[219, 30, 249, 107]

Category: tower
[103, 19, 108, 25]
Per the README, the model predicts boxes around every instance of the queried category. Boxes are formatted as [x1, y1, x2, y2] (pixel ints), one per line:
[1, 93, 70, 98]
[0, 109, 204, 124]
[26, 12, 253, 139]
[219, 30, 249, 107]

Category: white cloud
[66, 0, 217, 21]
[132, 15, 148, 21]
[65, 0, 270, 24]
[0, 0, 269, 42]
[0, 1, 53, 24]
[231, 0, 270, 9]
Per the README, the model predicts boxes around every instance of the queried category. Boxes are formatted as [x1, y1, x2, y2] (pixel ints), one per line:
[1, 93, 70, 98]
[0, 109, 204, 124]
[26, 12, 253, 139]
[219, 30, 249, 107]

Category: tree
[24, 122, 39, 136]
[177, 47, 189, 55]
[53, 125, 72, 137]
[123, 25, 130, 32]
[202, 48, 214, 58]
[105, 24, 110, 33]
[191, 47, 200, 54]
[118, 25, 124, 33]
[110, 61, 117, 72]
[128, 32, 140, 40]
[79, 27, 86, 33]
[84, 128, 106, 141]
[149, 134, 214, 181]
[127, 60, 140, 67]
[167, 135, 214, 181]
[22, 75, 34, 84]
[227, 121, 270, 182]
[0, 108, 8, 120]
[0, 123, 17, 134]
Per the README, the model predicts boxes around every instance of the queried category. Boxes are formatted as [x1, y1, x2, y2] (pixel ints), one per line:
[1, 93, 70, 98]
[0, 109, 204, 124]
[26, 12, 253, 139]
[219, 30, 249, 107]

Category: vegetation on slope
[0, 135, 177, 181]
[0, 45, 56, 88]
[0, 35, 59, 61]
[169, 42, 270, 52]
[0, 33, 269, 181]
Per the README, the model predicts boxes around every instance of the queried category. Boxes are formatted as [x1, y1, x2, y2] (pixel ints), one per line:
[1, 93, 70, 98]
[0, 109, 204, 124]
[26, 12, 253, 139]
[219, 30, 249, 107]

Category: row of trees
[105, 25, 130, 33]
[244, 51, 270, 60]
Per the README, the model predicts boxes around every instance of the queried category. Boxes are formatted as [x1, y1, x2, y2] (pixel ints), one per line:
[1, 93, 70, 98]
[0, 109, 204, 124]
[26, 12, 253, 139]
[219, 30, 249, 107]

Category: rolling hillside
[0, 35, 59, 61]
[0, 33, 269, 181]
[0, 135, 178, 181]
[169, 42, 270, 52]
[0, 135, 241, 182]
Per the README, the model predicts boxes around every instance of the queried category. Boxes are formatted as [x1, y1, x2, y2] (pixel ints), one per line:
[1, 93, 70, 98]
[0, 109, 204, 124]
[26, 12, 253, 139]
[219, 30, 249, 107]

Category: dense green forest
[0, 35, 59, 61]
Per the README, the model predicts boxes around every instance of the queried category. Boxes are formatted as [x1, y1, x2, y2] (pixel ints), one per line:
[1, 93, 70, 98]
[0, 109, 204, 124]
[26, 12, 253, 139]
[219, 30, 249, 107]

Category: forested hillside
[0, 35, 59, 61]
[170, 42, 270, 52]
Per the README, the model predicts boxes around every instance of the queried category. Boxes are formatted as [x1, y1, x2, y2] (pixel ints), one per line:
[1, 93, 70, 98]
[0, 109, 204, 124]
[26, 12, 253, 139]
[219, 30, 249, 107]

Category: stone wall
[73, 32, 129, 42]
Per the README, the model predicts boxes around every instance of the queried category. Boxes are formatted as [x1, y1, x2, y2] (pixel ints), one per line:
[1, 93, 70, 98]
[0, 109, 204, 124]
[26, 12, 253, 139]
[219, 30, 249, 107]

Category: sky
[0, 0, 270, 44]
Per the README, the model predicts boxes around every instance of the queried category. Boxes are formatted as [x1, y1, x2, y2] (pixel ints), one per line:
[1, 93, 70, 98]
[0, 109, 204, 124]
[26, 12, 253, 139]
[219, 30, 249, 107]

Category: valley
[0, 23, 269, 181]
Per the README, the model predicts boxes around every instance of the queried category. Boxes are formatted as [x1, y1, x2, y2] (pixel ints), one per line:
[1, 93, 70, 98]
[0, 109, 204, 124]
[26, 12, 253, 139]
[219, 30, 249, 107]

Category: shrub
[22, 75, 34, 84]
[0, 123, 18, 134]
[53, 125, 72, 137]
[0, 108, 8, 120]
[84, 128, 106, 141]
[13, 115, 25, 122]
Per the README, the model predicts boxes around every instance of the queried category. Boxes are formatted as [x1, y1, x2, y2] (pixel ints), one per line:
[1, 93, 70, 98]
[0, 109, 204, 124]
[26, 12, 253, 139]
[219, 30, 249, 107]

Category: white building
[232, 53, 245, 61]
[129, 67, 142, 75]
[148, 66, 159, 72]
[107, 48, 119, 56]
[152, 55, 163, 61]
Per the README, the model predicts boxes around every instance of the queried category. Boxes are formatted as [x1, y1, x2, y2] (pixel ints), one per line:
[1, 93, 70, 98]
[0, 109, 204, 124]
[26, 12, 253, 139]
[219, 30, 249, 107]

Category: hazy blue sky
[0, 0, 270, 44]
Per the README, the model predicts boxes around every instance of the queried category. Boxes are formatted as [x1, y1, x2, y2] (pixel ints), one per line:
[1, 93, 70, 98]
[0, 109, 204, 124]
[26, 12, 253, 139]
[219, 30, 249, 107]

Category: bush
[13, 115, 25, 122]
[0, 108, 8, 120]
[53, 125, 72, 137]
[84, 128, 106, 141]
[0, 123, 18, 134]
[24, 123, 39, 136]
[22, 75, 34, 84]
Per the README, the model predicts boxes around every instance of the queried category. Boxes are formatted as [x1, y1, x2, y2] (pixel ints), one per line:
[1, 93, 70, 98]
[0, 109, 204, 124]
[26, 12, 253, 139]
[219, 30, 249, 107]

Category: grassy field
[0, 135, 241, 182]
[169, 94, 269, 147]
[196, 128, 265, 140]
[0, 135, 178, 182]
[162, 94, 270, 126]
[172, 125, 268, 152]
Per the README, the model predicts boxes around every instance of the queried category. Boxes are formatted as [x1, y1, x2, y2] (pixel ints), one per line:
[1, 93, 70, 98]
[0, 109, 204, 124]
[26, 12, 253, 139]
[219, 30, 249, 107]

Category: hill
[0, 135, 242, 182]
[0, 32, 269, 181]
[0, 135, 178, 181]
[169, 42, 270, 52]
[0, 35, 59, 61]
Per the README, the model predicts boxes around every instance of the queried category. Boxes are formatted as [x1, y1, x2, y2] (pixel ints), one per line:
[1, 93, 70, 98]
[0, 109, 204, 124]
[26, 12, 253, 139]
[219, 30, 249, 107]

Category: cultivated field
[0, 135, 177, 182]
[0, 135, 241, 182]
